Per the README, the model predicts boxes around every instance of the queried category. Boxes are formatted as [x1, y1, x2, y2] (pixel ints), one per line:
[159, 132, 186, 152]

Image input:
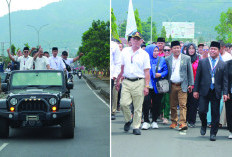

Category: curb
[83, 74, 110, 99]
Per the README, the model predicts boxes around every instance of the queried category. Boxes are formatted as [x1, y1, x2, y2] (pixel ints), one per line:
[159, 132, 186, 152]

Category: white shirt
[63, 58, 73, 65]
[170, 54, 182, 83]
[49, 56, 66, 70]
[221, 52, 232, 62]
[110, 41, 121, 79]
[121, 47, 150, 78]
[14, 56, 33, 70]
[34, 56, 49, 70]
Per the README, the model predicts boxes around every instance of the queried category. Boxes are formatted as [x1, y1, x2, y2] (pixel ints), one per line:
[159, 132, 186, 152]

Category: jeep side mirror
[1, 83, 8, 92]
[67, 82, 73, 90]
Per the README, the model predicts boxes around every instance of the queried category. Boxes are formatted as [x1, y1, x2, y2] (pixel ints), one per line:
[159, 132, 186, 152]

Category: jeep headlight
[10, 98, 18, 106]
[49, 98, 57, 105]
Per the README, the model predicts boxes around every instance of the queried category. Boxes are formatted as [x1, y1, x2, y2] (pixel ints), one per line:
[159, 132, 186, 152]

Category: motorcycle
[78, 71, 82, 79]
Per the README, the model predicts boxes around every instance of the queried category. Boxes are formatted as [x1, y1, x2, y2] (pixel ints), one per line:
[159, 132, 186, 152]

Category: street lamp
[5, 0, 12, 51]
[27, 24, 49, 46]
[151, 0, 153, 43]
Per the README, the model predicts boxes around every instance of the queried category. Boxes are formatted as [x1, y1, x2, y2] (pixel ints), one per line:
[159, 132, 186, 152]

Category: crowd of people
[4, 46, 83, 75]
[111, 31, 232, 141]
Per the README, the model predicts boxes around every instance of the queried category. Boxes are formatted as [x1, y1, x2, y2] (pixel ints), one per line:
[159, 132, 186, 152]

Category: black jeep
[0, 70, 75, 138]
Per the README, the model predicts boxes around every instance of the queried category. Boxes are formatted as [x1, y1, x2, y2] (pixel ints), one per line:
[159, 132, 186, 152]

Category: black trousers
[198, 89, 220, 135]
[143, 89, 163, 123]
[186, 91, 199, 124]
[225, 96, 232, 132]
[111, 79, 114, 113]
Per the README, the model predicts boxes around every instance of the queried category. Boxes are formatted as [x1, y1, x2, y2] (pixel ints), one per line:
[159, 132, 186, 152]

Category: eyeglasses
[164, 49, 170, 52]
[203, 49, 209, 51]
[24, 51, 29, 53]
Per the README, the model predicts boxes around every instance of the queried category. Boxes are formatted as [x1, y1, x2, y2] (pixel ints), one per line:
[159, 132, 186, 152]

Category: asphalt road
[0, 76, 110, 157]
[112, 111, 232, 157]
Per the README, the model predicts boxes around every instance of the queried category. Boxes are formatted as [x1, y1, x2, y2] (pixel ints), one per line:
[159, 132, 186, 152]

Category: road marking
[84, 79, 110, 109]
[0, 143, 9, 152]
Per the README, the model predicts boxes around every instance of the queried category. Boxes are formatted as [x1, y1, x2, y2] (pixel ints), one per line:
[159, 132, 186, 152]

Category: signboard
[162, 22, 195, 39]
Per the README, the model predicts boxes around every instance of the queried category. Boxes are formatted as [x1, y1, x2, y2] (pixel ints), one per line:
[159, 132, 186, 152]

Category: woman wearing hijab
[141, 45, 168, 130]
[186, 43, 200, 127]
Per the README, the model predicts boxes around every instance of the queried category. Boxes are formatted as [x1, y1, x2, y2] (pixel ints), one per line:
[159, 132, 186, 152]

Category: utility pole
[6, 0, 12, 51]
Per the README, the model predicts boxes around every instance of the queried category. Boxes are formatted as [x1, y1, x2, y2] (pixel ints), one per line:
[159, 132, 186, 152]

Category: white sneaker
[141, 122, 150, 130]
[151, 122, 159, 129]
[228, 132, 232, 139]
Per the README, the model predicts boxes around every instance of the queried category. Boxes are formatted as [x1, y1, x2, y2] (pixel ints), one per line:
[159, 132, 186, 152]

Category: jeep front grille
[18, 100, 47, 112]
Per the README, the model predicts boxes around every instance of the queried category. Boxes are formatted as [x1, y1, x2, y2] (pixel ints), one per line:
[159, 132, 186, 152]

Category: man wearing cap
[193, 41, 228, 141]
[116, 32, 150, 135]
[33, 47, 50, 70]
[165, 41, 194, 131]
[49, 47, 66, 71]
[157, 37, 165, 57]
[198, 43, 204, 55]
[7, 47, 33, 70]
[61, 51, 83, 67]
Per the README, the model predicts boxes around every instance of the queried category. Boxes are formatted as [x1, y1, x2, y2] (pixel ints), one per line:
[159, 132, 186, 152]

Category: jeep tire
[0, 117, 9, 138]
[61, 107, 75, 138]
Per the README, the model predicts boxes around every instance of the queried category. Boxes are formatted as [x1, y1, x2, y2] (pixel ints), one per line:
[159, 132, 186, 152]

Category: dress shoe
[111, 114, 116, 120]
[200, 126, 206, 136]
[124, 120, 132, 132]
[210, 134, 216, 141]
[133, 129, 141, 135]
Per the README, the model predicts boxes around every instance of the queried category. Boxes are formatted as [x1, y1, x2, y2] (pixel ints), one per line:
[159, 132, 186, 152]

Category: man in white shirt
[7, 47, 33, 70]
[219, 40, 232, 62]
[33, 47, 50, 70]
[111, 41, 121, 120]
[49, 47, 66, 71]
[61, 51, 83, 67]
[116, 32, 151, 135]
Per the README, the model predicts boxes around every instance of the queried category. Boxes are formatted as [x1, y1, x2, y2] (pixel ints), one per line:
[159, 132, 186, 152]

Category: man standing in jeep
[49, 47, 66, 71]
[61, 51, 84, 69]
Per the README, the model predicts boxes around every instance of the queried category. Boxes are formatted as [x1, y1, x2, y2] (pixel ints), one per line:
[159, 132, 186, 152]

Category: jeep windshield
[10, 71, 63, 90]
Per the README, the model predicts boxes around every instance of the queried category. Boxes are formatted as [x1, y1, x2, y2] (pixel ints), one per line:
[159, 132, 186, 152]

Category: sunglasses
[203, 49, 209, 51]
[24, 51, 29, 53]
[164, 49, 170, 52]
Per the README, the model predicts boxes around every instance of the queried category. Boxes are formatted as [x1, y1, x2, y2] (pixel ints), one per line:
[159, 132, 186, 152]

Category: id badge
[212, 77, 215, 84]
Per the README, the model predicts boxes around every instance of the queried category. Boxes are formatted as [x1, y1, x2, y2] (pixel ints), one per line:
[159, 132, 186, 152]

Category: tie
[210, 59, 216, 89]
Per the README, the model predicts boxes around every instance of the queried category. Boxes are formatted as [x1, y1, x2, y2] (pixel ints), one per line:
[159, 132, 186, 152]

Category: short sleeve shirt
[121, 47, 150, 78]
[63, 58, 73, 66]
[49, 56, 66, 70]
[34, 56, 49, 70]
[14, 56, 33, 70]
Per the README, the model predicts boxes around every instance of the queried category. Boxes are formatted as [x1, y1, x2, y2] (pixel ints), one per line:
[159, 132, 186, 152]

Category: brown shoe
[178, 124, 188, 131]
[169, 123, 177, 129]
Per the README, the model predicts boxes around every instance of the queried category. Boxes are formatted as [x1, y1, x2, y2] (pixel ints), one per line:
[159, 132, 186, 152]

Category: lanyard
[24, 57, 29, 65]
[208, 58, 219, 76]
[131, 51, 138, 64]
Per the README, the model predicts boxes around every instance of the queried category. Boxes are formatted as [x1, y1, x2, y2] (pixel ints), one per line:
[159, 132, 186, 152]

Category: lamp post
[27, 24, 49, 46]
[150, 0, 153, 43]
[6, 0, 12, 51]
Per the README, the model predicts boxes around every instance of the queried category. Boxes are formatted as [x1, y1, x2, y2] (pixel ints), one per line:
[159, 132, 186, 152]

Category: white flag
[125, 0, 137, 38]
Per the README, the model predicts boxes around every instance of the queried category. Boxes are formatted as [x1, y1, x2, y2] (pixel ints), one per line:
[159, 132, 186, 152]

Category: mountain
[0, 0, 109, 57]
[112, 0, 231, 41]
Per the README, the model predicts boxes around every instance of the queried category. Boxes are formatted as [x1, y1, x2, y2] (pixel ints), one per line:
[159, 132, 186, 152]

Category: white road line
[84, 79, 110, 109]
[0, 143, 9, 152]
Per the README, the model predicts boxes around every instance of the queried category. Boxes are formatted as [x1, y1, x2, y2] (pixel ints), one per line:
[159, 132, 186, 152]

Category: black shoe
[124, 121, 132, 132]
[210, 134, 216, 141]
[200, 126, 206, 136]
[133, 129, 141, 135]
[111, 114, 116, 120]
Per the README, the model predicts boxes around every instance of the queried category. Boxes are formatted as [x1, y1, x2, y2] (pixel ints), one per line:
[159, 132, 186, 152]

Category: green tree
[10, 44, 16, 55]
[168, 34, 172, 42]
[160, 26, 167, 38]
[111, 8, 119, 40]
[118, 20, 127, 38]
[78, 20, 110, 76]
[215, 8, 232, 43]
[134, 9, 142, 33]
[141, 17, 158, 43]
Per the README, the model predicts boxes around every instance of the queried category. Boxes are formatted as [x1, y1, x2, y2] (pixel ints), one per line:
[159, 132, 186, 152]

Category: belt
[171, 82, 181, 86]
[124, 77, 144, 82]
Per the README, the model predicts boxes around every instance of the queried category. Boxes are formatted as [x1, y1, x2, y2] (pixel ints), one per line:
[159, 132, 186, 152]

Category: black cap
[171, 41, 180, 48]
[141, 44, 146, 48]
[198, 43, 204, 47]
[52, 47, 58, 51]
[157, 37, 165, 42]
[44, 51, 49, 54]
[23, 47, 29, 51]
[132, 32, 142, 39]
[62, 51, 68, 56]
[128, 36, 132, 42]
[210, 41, 220, 50]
